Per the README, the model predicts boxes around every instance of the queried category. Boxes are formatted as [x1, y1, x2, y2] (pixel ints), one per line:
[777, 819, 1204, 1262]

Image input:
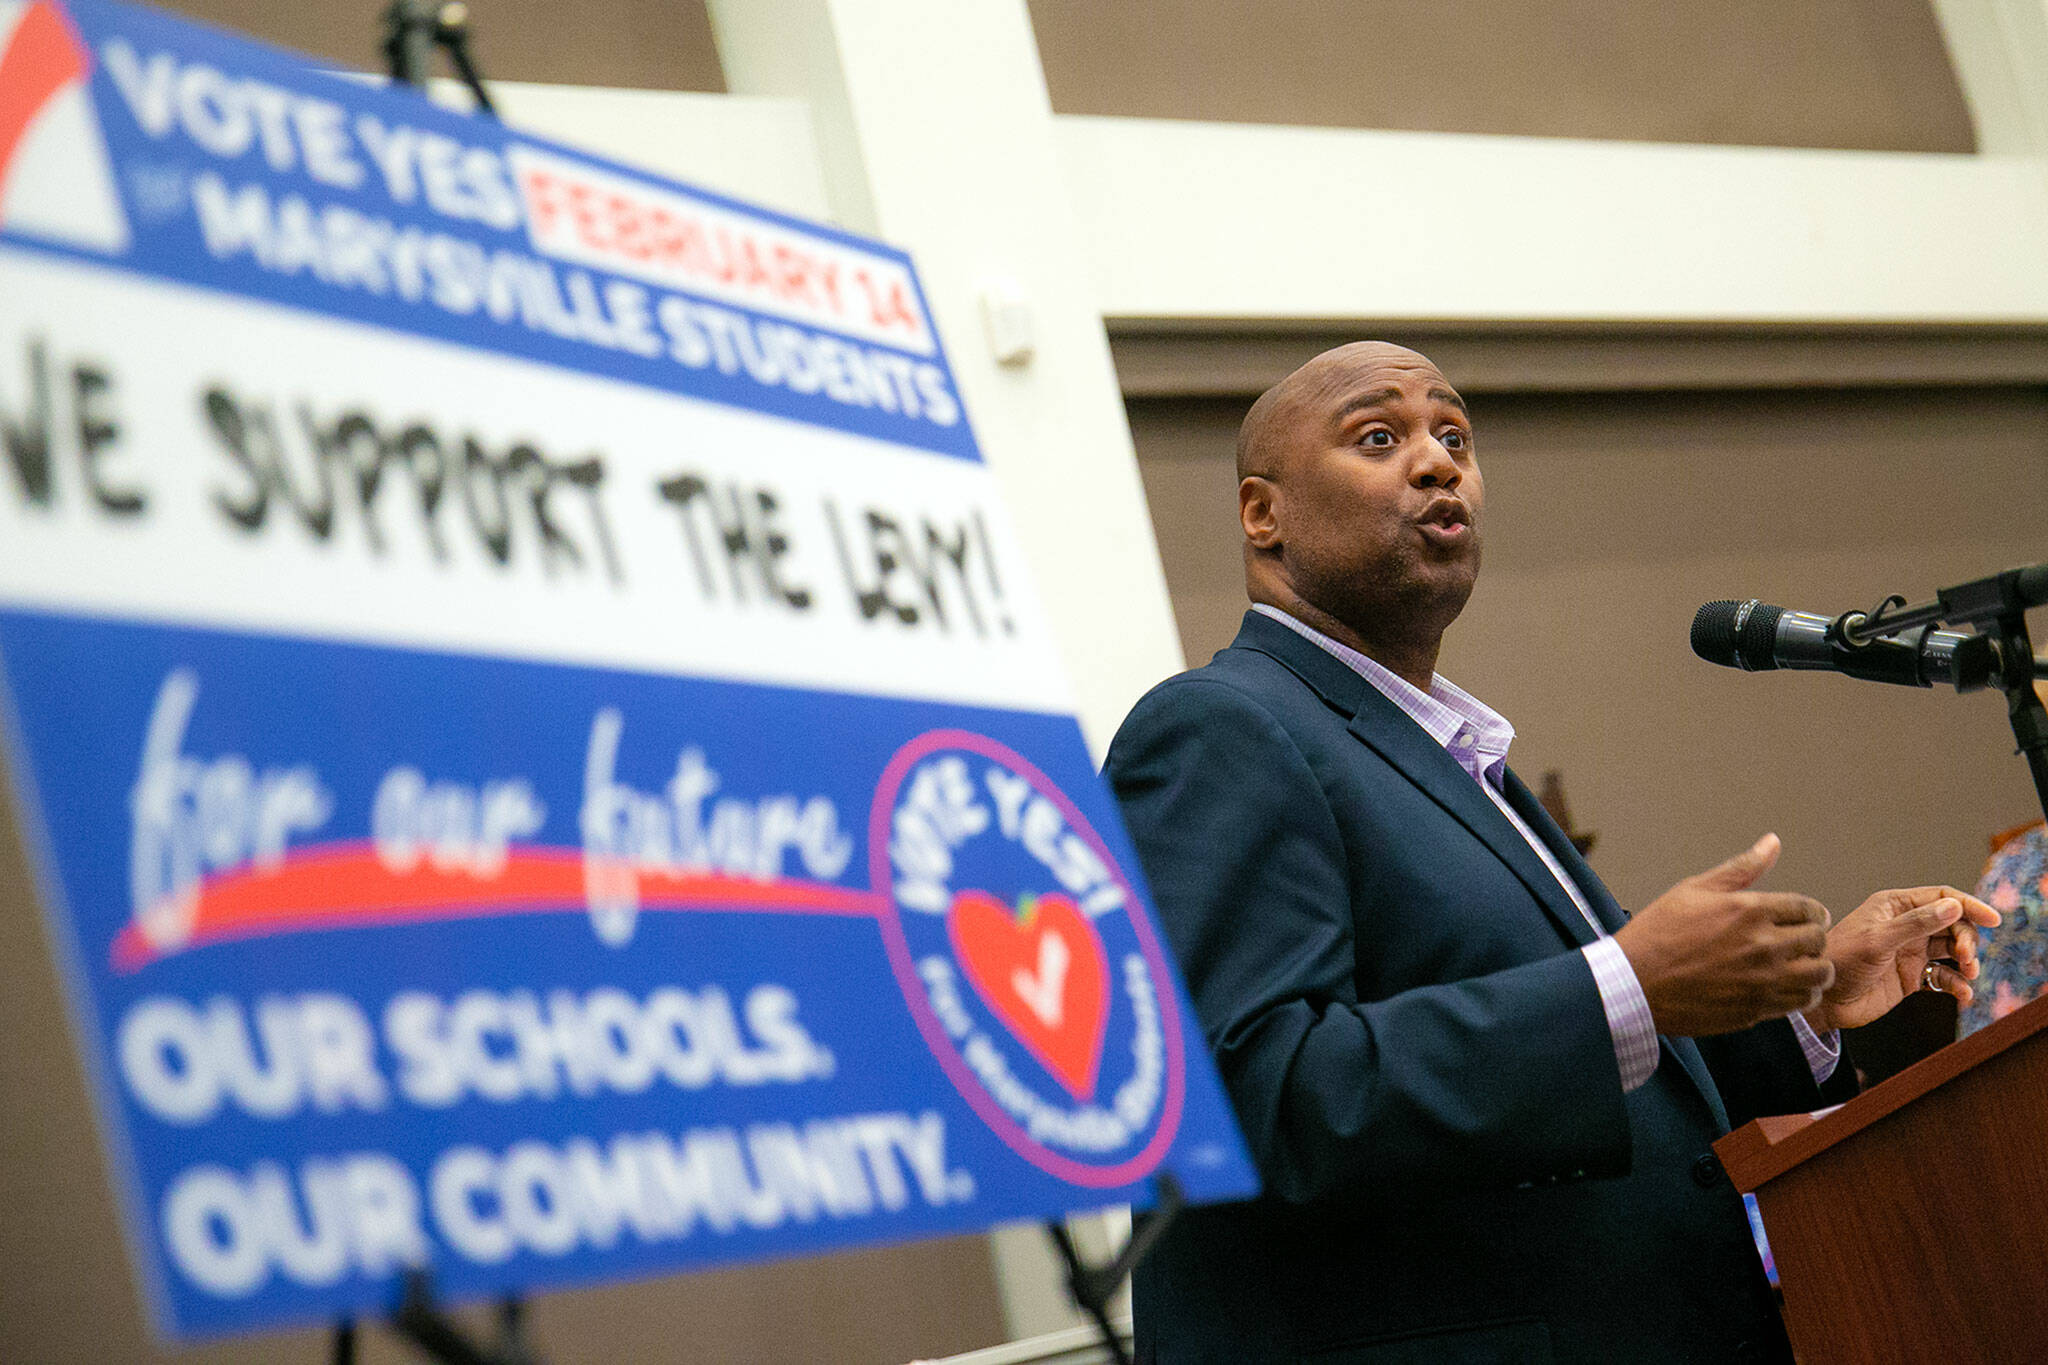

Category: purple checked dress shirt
[1252, 605, 1839, 1091]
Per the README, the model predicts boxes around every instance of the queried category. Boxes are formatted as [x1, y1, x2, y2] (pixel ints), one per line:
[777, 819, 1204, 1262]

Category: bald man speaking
[1104, 343, 1996, 1363]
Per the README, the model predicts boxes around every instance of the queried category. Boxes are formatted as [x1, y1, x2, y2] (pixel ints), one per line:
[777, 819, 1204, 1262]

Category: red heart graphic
[947, 889, 1110, 1101]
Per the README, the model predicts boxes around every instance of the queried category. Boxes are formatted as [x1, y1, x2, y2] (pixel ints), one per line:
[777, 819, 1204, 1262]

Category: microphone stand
[1851, 564, 2048, 827]
[1985, 610, 2048, 831]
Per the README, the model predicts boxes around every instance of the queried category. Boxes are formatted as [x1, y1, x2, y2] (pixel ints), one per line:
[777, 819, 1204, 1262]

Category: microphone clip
[1843, 564, 2048, 643]
[1821, 600, 1999, 692]
[1836, 595, 1910, 647]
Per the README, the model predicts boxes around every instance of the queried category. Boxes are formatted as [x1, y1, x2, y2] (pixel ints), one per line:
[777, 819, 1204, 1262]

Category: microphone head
[1690, 600, 1744, 667]
[1691, 599, 1785, 670]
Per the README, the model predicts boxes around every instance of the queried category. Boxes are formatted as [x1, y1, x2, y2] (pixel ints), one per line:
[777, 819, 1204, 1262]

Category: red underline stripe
[109, 843, 885, 972]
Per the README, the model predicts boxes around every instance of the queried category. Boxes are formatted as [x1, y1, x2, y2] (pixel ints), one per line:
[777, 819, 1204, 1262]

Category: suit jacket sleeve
[1107, 677, 1634, 1205]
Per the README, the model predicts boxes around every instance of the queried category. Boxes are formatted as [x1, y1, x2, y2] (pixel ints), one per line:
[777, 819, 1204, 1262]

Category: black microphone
[1691, 599, 1999, 690]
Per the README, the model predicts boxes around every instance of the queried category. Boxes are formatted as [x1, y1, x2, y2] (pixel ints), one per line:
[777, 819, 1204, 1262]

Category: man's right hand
[1612, 833, 1835, 1037]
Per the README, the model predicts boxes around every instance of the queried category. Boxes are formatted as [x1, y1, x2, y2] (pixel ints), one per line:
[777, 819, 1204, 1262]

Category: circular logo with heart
[870, 730, 1185, 1187]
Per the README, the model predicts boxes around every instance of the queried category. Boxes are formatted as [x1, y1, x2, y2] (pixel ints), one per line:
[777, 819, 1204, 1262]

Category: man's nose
[1410, 436, 1460, 489]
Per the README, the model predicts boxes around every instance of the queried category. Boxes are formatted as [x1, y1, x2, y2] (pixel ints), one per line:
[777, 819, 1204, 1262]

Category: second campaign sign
[0, 0, 1257, 1339]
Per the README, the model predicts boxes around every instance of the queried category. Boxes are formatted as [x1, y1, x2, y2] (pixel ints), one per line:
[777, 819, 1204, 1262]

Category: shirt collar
[1250, 604, 1516, 783]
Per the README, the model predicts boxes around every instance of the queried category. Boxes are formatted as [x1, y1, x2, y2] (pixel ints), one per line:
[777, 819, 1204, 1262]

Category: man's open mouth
[1418, 499, 1470, 532]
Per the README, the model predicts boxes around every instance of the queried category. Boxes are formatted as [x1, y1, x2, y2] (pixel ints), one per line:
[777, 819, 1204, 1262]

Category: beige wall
[1029, 0, 1976, 151]
[155, 0, 727, 91]
[1128, 381, 2048, 928]
[158, 0, 1979, 154]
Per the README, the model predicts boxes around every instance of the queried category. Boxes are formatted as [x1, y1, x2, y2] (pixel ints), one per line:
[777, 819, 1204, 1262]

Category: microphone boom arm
[1712, 563, 2048, 827]
[1842, 562, 2048, 643]
[1839, 562, 2048, 827]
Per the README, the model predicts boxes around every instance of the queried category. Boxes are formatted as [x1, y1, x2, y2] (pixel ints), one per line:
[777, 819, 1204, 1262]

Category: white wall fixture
[981, 276, 1039, 367]
[704, 0, 1184, 1340]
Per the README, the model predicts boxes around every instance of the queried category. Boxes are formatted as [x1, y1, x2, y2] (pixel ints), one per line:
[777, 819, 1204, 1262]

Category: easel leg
[391, 1269, 524, 1365]
[497, 1294, 531, 1365]
[1042, 1173, 1185, 1365]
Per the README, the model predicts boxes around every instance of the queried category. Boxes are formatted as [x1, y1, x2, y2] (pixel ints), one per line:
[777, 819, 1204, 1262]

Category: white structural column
[706, 0, 1187, 760]
[704, 0, 1177, 1342]
[1930, 0, 2048, 153]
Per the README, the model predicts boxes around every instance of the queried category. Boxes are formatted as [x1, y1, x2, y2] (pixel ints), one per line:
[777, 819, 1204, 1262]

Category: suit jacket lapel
[1234, 613, 1599, 953]
[1233, 613, 1737, 1131]
[1500, 771, 1628, 936]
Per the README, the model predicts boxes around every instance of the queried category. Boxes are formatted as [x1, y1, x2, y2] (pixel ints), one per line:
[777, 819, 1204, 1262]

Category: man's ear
[1240, 476, 1282, 550]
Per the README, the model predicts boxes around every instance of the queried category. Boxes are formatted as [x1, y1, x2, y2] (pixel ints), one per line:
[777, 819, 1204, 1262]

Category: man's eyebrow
[1331, 388, 1403, 427]
[1331, 385, 1470, 426]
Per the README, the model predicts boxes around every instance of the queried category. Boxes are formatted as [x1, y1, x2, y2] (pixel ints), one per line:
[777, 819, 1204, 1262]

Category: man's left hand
[1803, 886, 2002, 1033]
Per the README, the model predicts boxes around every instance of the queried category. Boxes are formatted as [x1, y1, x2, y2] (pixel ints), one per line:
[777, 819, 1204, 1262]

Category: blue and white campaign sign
[0, 0, 1256, 1340]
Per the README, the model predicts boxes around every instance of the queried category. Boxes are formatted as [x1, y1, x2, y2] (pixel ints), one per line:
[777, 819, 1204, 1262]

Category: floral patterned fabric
[1961, 822, 2048, 1036]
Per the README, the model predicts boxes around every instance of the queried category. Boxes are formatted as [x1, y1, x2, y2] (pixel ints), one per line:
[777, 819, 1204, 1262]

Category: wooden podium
[1715, 991, 2048, 1363]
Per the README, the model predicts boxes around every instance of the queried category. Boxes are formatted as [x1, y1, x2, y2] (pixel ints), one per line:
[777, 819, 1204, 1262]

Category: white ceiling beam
[1058, 116, 2048, 326]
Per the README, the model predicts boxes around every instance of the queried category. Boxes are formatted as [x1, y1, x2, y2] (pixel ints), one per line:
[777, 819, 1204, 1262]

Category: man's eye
[1361, 429, 1396, 448]
[1440, 428, 1469, 450]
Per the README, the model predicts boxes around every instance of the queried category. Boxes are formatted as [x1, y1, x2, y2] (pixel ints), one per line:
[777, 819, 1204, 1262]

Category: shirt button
[1692, 1153, 1725, 1188]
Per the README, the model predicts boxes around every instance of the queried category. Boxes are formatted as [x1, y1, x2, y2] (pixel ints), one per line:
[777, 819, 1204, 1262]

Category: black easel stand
[331, 1271, 533, 1365]
[339, 1185, 1183, 1365]
[328, 18, 508, 1357]
[381, 0, 498, 117]
[1043, 1173, 1184, 1365]
[393, 1271, 533, 1365]
[348, 1, 1176, 1356]
[1853, 562, 2048, 827]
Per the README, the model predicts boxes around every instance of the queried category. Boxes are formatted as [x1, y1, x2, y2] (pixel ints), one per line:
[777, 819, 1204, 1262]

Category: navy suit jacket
[1105, 612, 1855, 1364]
